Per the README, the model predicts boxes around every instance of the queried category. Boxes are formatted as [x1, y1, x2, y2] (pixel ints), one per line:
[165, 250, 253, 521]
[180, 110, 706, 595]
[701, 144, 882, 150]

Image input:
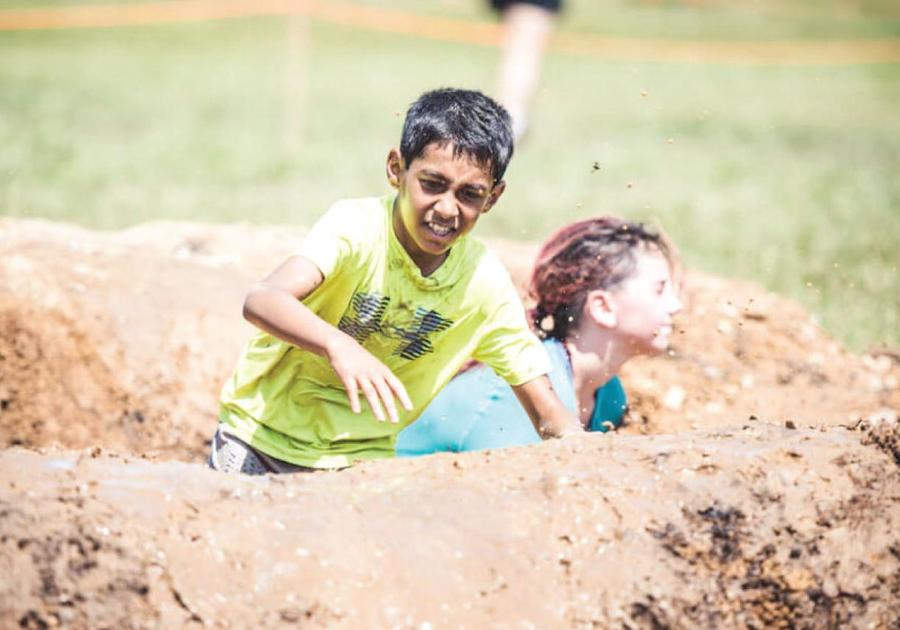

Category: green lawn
[1, 0, 898, 350]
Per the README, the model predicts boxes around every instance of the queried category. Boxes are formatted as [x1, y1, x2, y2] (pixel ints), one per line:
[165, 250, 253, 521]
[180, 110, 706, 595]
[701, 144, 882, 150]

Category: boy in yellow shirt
[210, 88, 582, 473]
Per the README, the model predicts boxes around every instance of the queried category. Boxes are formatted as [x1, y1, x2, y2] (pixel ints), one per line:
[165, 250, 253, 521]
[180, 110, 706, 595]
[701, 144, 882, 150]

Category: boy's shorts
[490, 0, 562, 14]
[208, 426, 316, 475]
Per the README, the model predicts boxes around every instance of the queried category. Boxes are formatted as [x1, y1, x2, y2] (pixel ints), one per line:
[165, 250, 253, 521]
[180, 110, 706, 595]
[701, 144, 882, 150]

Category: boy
[210, 88, 582, 474]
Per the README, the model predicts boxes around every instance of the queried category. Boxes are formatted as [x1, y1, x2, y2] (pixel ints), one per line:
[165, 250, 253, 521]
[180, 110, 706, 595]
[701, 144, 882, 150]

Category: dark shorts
[208, 426, 317, 475]
[490, 0, 562, 13]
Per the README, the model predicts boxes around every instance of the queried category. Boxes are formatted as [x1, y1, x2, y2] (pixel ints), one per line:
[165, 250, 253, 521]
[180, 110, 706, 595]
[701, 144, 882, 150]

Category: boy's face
[387, 142, 505, 275]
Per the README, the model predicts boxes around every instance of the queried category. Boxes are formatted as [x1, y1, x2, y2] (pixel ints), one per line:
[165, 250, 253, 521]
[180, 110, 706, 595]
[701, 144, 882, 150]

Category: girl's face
[606, 249, 682, 355]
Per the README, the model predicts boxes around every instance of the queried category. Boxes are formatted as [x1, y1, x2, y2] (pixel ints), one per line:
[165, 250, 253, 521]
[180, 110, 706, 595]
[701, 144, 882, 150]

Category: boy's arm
[512, 376, 584, 439]
[243, 254, 412, 423]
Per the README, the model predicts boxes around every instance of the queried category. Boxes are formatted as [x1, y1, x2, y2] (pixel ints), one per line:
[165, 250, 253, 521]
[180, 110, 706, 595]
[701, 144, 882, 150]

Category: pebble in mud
[662, 386, 686, 411]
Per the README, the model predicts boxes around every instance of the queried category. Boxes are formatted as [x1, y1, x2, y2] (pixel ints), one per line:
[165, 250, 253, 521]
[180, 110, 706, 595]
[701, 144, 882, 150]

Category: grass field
[1, 0, 898, 350]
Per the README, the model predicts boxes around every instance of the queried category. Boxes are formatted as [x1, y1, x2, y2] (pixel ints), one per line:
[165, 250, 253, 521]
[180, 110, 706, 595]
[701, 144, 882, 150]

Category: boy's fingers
[386, 373, 413, 411]
[344, 377, 361, 414]
[373, 379, 399, 424]
[359, 380, 386, 422]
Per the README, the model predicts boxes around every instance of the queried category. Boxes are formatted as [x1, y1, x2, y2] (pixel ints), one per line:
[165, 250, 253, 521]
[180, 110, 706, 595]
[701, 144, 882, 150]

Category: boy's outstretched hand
[326, 333, 413, 424]
[513, 376, 584, 439]
[242, 254, 413, 424]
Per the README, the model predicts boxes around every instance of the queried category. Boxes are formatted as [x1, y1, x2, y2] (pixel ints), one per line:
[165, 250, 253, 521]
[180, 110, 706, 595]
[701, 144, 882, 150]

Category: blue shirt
[396, 338, 627, 455]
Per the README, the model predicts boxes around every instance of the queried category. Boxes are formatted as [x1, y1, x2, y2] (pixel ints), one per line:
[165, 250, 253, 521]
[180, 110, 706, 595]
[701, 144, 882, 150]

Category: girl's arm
[512, 376, 583, 438]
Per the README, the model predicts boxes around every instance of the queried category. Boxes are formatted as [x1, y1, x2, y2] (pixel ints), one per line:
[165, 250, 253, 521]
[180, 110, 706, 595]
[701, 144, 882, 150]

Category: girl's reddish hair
[529, 217, 674, 339]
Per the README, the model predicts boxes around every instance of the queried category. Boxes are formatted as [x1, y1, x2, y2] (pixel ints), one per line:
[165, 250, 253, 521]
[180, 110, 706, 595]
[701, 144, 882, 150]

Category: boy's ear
[585, 290, 617, 328]
[386, 149, 404, 189]
[482, 180, 506, 213]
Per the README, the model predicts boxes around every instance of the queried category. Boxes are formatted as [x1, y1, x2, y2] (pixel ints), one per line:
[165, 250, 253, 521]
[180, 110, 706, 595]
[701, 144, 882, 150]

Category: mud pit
[1, 218, 898, 628]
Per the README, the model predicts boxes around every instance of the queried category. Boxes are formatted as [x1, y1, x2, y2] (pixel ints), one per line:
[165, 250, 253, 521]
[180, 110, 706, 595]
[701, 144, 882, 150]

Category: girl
[396, 217, 682, 454]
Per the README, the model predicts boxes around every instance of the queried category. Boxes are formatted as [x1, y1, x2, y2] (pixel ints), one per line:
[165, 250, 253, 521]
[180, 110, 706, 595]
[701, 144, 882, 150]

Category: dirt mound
[0, 220, 263, 460]
[1, 421, 898, 628]
[619, 272, 899, 435]
[1, 218, 897, 460]
[1, 218, 898, 627]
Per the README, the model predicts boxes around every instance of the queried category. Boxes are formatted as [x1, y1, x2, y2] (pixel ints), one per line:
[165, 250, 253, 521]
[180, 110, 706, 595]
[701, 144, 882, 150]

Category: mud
[0, 218, 898, 627]
[2, 422, 898, 628]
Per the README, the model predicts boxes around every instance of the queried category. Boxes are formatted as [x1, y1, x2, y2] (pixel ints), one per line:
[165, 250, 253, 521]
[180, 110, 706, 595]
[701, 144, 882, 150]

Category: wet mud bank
[1, 219, 898, 627]
[1, 421, 898, 628]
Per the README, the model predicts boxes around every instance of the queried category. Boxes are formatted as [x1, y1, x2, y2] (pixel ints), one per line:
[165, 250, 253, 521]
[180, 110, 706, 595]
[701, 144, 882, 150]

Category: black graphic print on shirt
[338, 291, 453, 361]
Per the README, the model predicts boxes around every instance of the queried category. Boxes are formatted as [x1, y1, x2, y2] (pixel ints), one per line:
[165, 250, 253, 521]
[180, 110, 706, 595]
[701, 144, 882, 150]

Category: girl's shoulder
[590, 376, 628, 432]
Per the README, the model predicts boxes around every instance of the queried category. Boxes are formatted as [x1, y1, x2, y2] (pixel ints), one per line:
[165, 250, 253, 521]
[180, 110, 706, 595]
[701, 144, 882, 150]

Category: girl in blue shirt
[397, 216, 682, 455]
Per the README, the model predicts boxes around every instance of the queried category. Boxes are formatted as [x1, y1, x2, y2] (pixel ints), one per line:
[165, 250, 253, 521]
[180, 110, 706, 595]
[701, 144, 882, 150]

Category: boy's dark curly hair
[400, 88, 514, 184]
[529, 217, 674, 340]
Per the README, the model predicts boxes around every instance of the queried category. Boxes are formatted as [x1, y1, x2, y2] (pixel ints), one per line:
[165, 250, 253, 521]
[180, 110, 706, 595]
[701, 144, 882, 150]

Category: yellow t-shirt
[219, 195, 550, 468]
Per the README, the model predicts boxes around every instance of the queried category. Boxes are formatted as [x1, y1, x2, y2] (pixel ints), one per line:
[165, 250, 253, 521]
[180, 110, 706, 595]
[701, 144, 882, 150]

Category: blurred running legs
[493, 0, 559, 141]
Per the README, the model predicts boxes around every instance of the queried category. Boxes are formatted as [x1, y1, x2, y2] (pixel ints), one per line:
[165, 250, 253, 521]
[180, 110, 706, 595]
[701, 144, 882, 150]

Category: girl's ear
[585, 289, 617, 328]
[386, 149, 404, 189]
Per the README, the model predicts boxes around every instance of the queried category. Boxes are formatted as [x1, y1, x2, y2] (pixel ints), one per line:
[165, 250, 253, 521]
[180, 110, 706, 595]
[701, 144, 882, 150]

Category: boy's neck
[414, 250, 449, 278]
